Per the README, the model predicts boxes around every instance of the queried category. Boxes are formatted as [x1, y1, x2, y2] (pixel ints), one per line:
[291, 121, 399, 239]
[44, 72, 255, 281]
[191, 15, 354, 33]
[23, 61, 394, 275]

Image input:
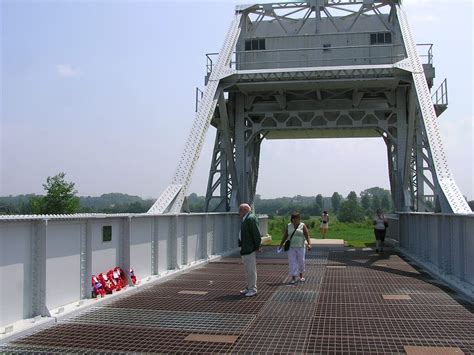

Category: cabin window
[245, 38, 266, 51]
[323, 43, 331, 51]
[370, 32, 392, 45]
[102, 226, 112, 242]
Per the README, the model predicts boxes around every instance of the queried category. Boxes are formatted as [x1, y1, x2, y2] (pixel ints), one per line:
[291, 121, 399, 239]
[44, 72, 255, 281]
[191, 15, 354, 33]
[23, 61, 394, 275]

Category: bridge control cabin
[234, 4, 437, 90]
[238, 9, 405, 69]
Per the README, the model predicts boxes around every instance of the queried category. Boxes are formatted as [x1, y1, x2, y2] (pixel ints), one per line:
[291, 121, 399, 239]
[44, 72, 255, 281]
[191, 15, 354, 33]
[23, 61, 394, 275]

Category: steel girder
[206, 77, 408, 211]
[396, 7, 471, 213]
[150, 0, 470, 215]
[205, 68, 468, 213]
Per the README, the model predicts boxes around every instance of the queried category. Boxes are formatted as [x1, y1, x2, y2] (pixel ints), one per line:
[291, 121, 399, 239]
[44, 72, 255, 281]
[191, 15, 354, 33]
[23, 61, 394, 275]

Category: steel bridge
[147, 0, 470, 215]
[1, 1, 473, 353]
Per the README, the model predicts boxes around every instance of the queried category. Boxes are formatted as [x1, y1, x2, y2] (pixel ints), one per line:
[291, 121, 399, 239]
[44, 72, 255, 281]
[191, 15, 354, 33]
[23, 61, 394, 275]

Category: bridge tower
[148, 0, 471, 215]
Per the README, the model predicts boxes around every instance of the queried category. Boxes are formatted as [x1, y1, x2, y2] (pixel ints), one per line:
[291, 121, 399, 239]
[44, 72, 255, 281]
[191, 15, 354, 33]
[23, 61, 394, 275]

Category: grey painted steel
[147, 11, 243, 214]
[387, 213, 474, 301]
[45, 222, 81, 311]
[201, 1, 470, 213]
[0, 212, 257, 329]
[396, 7, 470, 213]
[31, 221, 48, 318]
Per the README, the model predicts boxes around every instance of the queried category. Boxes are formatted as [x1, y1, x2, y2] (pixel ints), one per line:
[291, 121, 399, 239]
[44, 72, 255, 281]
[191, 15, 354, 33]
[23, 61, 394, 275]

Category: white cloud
[56, 64, 81, 78]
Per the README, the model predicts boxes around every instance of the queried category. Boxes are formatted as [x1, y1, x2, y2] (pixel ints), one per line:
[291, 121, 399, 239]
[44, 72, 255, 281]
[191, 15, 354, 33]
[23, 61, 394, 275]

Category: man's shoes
[240, 289, 249, 295]
[244, 290, 257, 297]
[299, 277, 306, 282]
[290, 279, 296, 285]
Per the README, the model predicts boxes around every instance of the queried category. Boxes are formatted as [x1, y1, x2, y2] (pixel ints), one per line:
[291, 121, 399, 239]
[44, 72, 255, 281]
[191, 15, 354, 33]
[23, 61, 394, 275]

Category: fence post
[120, 217, 131, 285]
[31, 219, 49, 317]
[455, 215, 465, 282]
[152, 217, 159, 275]
[224, 214, 230, 252]
[201, 214, 209, 260]
[210, 215, 215, 256]
[445, 215, 453, 275]
[169, 215, 178, 270]
[80, 220, 92, 299]
[182, 216, 188, 266]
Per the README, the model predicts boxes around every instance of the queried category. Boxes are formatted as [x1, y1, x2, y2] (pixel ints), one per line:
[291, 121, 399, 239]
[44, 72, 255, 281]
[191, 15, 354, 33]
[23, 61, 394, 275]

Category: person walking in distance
[238, 203, 262, 297]
[279, 211, 312, 284]
[320, 211, 329, 239]
[373, 208, 388, 253]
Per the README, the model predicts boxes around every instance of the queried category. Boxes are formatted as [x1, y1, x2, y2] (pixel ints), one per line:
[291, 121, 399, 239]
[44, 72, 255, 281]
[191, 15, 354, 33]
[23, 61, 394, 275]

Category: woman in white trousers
[279, 211, 312, 284]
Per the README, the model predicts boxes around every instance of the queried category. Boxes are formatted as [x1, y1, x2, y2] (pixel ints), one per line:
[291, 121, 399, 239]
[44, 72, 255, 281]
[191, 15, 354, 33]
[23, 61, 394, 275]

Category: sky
[1, 0, 473, 201]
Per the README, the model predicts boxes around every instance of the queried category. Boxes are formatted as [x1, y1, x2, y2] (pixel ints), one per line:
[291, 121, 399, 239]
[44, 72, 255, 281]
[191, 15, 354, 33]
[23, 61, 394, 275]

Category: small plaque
[184, 334, 238, 343]
[382, 294, 411, 300]
[178, 290, 208, 295]
[404, 346, 464, 354]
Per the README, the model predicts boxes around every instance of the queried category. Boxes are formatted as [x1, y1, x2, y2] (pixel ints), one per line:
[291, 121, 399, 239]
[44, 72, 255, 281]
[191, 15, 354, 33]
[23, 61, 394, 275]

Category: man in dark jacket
[238, 203, 261, 297]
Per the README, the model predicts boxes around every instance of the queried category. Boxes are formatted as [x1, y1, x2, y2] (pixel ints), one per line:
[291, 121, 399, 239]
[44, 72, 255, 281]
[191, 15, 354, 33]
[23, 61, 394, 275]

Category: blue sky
[1, 0, 472, 200]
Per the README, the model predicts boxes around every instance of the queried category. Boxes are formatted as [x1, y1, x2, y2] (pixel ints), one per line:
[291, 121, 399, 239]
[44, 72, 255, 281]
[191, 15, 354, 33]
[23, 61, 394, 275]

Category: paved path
[1, 247, 473, 354]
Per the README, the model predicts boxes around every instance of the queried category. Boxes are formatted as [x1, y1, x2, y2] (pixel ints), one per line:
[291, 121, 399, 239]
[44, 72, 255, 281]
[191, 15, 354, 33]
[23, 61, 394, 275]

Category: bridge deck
[2, 247, 473, 354]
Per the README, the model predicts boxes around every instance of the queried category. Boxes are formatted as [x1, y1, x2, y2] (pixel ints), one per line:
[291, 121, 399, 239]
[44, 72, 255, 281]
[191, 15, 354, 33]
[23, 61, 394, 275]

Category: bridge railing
[387, 213, 474, 300]
[205, 43, 434, 76]
[0, 212, 268, 330]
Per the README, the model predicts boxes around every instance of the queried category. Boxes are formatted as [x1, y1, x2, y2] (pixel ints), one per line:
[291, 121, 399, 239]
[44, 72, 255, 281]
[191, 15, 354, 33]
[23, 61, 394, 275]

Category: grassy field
[267, 215, 375, 248]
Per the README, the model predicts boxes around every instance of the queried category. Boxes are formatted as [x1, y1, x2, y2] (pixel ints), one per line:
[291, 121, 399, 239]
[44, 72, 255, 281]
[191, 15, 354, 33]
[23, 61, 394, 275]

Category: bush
[337, 200, 364, 223]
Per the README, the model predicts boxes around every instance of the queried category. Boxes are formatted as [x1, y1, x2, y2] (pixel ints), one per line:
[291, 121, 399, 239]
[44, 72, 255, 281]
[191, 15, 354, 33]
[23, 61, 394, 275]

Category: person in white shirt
[279, 211, 312, 284]
[373, 208, 388, 253]
[320, 211, 329, 239]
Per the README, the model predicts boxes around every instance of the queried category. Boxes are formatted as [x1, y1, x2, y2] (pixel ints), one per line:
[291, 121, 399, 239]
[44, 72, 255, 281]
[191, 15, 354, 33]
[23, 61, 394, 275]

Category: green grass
[267, 215, 375, 248]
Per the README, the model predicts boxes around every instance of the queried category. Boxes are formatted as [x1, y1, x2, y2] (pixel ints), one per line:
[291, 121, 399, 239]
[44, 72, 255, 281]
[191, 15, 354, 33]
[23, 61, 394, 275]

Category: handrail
[206, 43, 434, 75]
[195, 87, 204, 112]
[388, 213, 474, 301]
[432, 78, 448, 106]
[234, 54, 406, 68]
[206, 43, 405, 75]
[416, 43, 433, 65]
[0, 212, 270, 330]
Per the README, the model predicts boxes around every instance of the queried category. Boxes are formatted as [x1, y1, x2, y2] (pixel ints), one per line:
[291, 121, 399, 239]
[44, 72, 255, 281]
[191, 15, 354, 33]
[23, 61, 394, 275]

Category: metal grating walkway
[1, 247, 473, 354]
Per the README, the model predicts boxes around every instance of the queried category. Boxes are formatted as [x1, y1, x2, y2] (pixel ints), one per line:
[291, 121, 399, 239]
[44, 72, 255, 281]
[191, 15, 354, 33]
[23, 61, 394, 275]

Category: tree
[32, 172, 80, 214]
[361, 187, 388, 200]
[381, 194, 391, 212]
[361, 193, 371, 215]
[371, 195, 381, 212]
[361, 186, 392, 212]
[337, 200, 364, 223]
[331, 192, 342, 213]
[315, 194, 323, 210]
[347, 191, 358, 202]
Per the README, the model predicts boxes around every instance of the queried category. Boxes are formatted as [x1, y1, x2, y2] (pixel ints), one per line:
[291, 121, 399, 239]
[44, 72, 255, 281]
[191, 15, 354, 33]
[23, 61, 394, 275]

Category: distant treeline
[0, 193, 154, 214]
[1, 189, 472, 215]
